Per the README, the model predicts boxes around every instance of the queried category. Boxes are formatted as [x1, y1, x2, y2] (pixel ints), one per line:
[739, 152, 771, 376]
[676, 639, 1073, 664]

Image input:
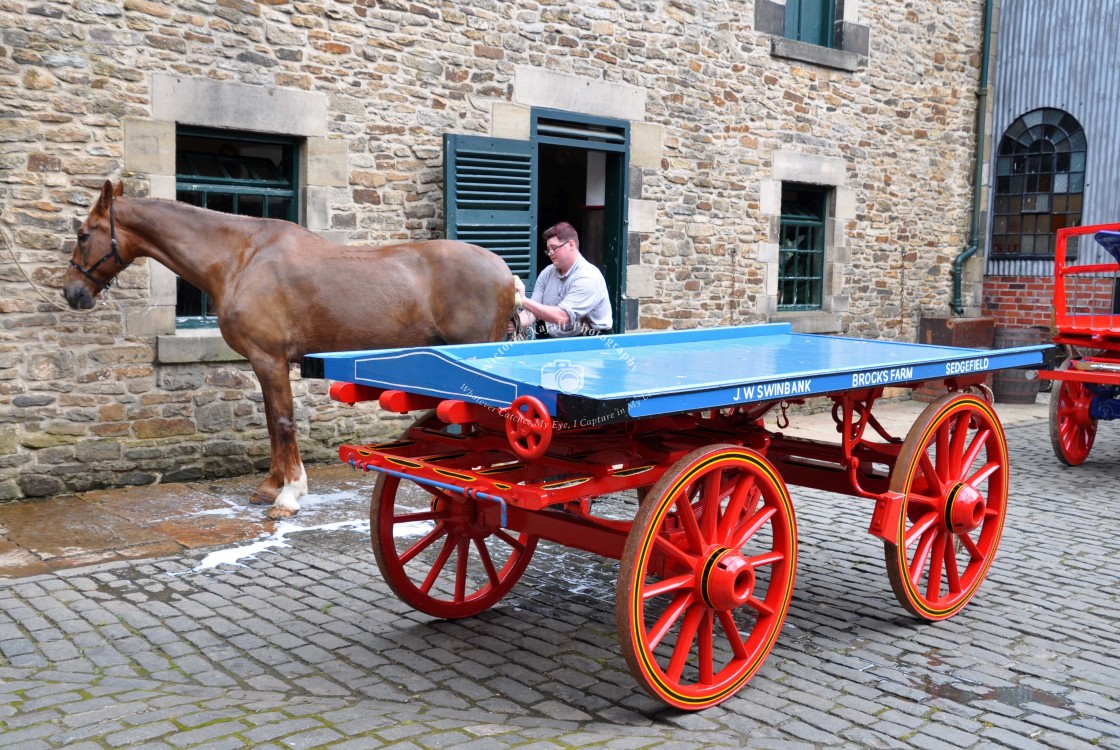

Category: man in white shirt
[513, 221, 613, 338]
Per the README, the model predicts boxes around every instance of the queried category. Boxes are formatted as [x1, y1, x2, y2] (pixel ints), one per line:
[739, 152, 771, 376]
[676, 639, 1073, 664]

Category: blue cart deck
[302, 323, 1048, 421]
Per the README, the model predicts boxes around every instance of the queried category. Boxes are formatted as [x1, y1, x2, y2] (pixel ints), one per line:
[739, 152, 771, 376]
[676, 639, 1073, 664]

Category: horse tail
[434, 241, 520, 344]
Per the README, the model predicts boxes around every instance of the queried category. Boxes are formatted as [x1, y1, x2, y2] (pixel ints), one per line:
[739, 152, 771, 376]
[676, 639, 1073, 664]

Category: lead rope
[0, 216, 71, 311]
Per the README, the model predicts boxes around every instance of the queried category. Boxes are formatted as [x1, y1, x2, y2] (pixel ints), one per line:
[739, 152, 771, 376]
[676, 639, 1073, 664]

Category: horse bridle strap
[70, 198, 129, 291]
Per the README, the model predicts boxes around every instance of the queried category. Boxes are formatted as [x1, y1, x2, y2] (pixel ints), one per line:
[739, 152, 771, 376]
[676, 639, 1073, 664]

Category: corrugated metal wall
[986, 0, 1120, 275]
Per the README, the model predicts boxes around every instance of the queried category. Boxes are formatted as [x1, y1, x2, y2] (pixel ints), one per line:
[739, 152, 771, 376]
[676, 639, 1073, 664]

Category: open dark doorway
[534, 134, 628, 332]
[538, 145, 604, 269]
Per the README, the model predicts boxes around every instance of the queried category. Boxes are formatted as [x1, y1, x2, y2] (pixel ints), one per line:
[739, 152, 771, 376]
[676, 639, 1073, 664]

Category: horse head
[63, 180, 130, 309]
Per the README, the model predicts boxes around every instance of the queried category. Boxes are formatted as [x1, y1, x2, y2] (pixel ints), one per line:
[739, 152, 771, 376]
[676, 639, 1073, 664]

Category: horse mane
[131, 197, 275, 226]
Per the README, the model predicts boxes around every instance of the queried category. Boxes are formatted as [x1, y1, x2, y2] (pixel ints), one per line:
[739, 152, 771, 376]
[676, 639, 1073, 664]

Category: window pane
[207, 193, 234, 214]
[218, 157, 252, 181]
[989, 107, 1085, 260]
[192, 155, 223, 179]
[268, 197, 294, 220]
[778, 185, 827, 310]
[239, 195, 265, 218]
[175, 130, 299, 323]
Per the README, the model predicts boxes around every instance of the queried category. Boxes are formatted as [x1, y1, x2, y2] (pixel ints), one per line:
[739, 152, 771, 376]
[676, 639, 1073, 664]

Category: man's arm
[513, 275, 570, 326]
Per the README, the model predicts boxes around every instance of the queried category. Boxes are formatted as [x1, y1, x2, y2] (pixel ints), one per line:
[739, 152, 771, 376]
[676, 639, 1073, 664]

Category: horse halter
[70, 198, 129, 292]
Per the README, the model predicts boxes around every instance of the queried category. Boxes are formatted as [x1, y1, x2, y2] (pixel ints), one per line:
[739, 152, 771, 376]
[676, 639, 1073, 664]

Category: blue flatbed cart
[302, 323, 1047, 710]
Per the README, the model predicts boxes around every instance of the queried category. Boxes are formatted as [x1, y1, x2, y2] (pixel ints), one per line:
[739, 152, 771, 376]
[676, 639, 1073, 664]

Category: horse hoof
[249, 491, 276, 506]
[266, 506, 298, 520]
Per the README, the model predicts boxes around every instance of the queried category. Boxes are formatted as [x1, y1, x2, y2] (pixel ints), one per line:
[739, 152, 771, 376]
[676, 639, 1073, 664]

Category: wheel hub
[700, 548, 756, 611]
[944, 482, 985, 533]
[1074, 392, 1097, 426]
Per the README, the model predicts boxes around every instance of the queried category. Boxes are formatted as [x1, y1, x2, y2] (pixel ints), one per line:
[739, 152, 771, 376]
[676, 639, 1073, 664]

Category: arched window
[990, 108, 1086, 259]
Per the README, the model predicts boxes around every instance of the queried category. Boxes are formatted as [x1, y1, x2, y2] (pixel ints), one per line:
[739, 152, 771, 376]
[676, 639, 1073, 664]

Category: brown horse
[63, 181, 518, 519]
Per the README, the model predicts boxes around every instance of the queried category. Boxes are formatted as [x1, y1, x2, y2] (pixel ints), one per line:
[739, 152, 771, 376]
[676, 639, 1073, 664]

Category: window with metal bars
[778, 186, 827, 310]
[174, 128, 299, 327]
[990, 108, 1086, 260]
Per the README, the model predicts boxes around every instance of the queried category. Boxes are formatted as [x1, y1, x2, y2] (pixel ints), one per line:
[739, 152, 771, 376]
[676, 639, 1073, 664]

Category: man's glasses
[545, 240, 569, 255]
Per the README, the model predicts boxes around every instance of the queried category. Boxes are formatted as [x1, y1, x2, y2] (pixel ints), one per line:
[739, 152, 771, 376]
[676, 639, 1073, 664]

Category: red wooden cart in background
[1040, 223, 1120, 464]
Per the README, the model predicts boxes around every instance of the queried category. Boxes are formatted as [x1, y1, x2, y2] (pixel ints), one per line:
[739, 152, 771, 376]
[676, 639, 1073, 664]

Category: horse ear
[113, 181, 124, 198]
[97, 181, 114, 212]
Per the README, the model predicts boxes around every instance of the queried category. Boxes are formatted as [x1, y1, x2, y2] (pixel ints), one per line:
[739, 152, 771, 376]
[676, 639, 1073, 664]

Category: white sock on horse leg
[274, 462, 307, 513]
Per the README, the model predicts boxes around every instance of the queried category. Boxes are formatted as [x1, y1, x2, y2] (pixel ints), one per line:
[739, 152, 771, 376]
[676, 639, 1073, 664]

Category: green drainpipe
[951, 0, 995, 314]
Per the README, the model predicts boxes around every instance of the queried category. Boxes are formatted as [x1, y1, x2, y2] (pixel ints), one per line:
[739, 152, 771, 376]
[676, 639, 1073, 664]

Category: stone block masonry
[1, 0, 989, 501]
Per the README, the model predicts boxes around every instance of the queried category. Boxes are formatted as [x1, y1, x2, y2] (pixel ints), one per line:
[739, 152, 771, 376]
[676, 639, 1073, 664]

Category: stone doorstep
[0, 494, 181, 574]
[0, 538, 51, 578]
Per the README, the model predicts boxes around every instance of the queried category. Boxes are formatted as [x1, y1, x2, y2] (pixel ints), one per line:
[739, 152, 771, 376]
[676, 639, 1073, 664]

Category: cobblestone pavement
[1, 415, 1119, 749]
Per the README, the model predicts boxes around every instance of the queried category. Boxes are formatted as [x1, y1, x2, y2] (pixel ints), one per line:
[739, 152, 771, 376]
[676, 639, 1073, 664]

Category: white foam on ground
[188, 518, 371, 571]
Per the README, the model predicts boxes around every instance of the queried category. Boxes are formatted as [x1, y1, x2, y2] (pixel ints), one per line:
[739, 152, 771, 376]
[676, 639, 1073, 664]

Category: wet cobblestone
[2, 416, 1119, 747]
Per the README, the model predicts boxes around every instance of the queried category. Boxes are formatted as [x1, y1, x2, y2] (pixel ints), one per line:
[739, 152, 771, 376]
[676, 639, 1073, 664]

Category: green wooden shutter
[443, 134, 537, 287]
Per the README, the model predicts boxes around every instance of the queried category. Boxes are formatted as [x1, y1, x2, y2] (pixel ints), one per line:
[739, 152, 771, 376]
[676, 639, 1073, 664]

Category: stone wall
[0, 0, 989, 502]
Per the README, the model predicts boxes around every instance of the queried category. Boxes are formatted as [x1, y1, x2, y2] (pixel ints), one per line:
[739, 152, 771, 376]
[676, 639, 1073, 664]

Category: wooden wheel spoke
[646, 590, 694, 650]
[907, 492, 943, 508]
[653, 535, 696, 568]
[473, 537, 500, 589]
[925, 532, 948, 602]
[698, 610, 715, 685]
[903, 511, 939, 550]
[728, 505, 777, 549]
[394, 509, 443, 524]
[948, 412, 971, 477]
[399, 521, 448, 565]
[935, 424, 951, 480]
[700, 469, 723, 540]
[717, 475, 756, 544]
[746, 550, 784, 568]
[957, 531, 984, 561]
[716, 610, 751, 659]
[419, 530, 459, 594]
[642, 573, 695, 600]
[494, 529, 526, 552]
[917, 450, 943, 495]
[674, 490, 705, 552]
[667, 604, 705, 682]
[966, 460, 999, 488]
[454, 535, 470, 602]
[746, 594, 776, 617]
[960, 428, 991, 476]
[908, 525, 938, 581]
[943, 535, 962, 594]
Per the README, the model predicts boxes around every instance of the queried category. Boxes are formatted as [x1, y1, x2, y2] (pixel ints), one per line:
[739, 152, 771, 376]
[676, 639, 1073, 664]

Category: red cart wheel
[885, 393, 1008, 620]
[1049, 358, 1096, 466]
[371, 473, 537, 619]
[503, 395, 553, 459]
[616, 444, 797, 710]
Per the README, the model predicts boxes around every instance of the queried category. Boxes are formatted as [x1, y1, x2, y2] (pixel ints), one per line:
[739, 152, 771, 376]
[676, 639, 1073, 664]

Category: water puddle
[919, 675, 1069, 710]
